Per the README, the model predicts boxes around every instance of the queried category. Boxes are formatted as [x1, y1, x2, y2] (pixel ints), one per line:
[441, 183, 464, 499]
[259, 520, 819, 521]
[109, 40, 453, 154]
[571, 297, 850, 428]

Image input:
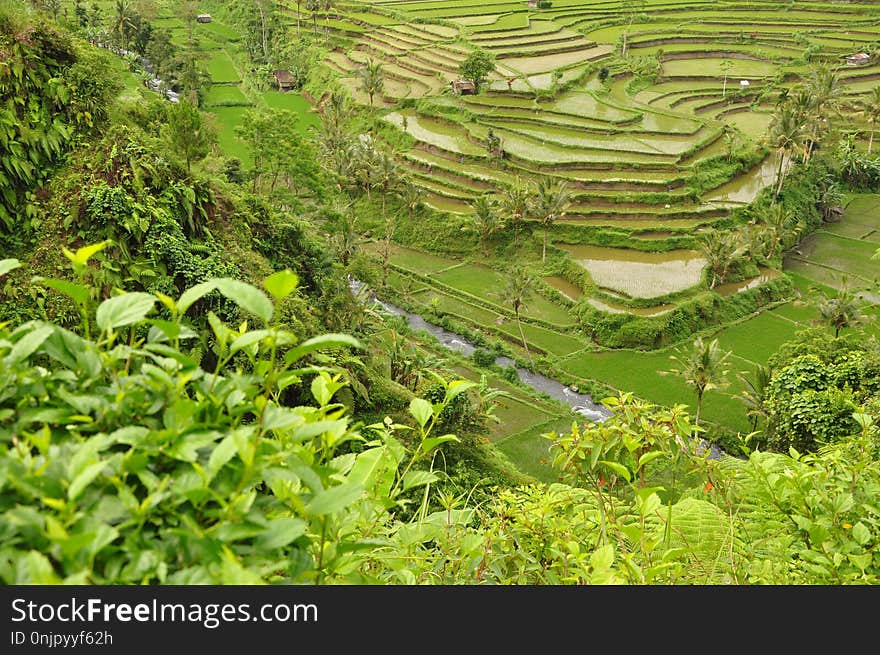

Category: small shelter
[273, 69, 295, 92]
[196, 14, 212, 23]
[451, 79, 476, 95]
[528, 0, 539, 7]
[846, 52, 871, 66]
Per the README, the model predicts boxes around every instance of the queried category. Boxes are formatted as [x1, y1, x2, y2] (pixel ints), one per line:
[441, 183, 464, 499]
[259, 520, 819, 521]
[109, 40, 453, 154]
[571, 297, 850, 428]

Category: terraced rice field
[316, 0, 878, 299]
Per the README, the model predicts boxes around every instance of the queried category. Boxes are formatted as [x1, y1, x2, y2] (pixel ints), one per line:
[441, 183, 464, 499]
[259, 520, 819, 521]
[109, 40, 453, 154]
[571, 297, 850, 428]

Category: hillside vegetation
[0, 0, 878, 584]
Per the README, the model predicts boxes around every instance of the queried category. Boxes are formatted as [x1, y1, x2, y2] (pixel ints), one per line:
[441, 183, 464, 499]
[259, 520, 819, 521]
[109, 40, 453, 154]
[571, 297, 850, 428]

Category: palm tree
[372, 151, 402, 287]
[751, 202, 800, 259]
[502, 178, 530, 252]
[815, 281, 868, 337]
[804, 64, 841, 160]
[471, 194, 503, 257]
[529, 179, 570, 264]
[400, 179, 425, 221]
[111, 0, 135, 51]
[503, 266, 536, 366]
[767, 104, 806, 201]
[700, 231, 744, 288]
[738, 364, 772, 431]
[665, 337, 732, 425]
[358, 59, 384, 109]
[858, 85, 880, 154]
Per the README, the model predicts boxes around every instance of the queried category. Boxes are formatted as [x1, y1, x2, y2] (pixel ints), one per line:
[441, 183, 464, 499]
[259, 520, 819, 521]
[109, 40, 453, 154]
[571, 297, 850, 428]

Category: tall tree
[700, 231, 744, 288]
[470, 194, 503, 257]
[458, 48, 496, 93]
[665, 337, 732, 425]
[166, 100, 214, 174]
[620, 0, 646, 58]
[858, 85, 880, 154]
[111, 0, 135, 51]
[738, 364, 773, 431]
[358, 59, 384, 109]
[767, 104, 806, 201]
[372, 152, 402, 287]
[529, 179, 570, 264]
[502, 178, 530, 252]
[804, 64, 840, 160]
[503, 266, 536, 367]
[815, 282, 868, 338]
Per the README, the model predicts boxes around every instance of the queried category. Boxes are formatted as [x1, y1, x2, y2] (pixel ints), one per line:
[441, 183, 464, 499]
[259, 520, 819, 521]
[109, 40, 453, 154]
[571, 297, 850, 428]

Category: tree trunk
[695, 389, 703, 425]
[869, 128, 875, 154]
[515, 308, 533, 367]
[542, 227, 548, 263]
[774, 151, 786, 201]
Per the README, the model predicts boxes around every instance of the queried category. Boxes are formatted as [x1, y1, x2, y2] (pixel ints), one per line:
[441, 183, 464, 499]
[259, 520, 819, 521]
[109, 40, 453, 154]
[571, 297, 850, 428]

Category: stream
[351, 278, 615, 423]
[350, 278, 726, 459]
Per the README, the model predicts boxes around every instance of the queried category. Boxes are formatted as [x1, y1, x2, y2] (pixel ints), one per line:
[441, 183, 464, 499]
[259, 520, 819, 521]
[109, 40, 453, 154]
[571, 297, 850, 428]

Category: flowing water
[349, 279, 725, 457]
[350, 279, 611, 422]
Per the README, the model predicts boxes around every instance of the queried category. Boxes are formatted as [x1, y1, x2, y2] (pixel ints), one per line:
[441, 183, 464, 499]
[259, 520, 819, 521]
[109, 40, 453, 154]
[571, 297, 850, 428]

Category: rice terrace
[300, 0, 880, 460]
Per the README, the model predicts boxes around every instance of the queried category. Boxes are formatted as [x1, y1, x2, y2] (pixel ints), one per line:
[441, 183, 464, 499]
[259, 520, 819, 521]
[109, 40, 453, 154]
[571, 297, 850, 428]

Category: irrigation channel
[350, 278, 726, 459]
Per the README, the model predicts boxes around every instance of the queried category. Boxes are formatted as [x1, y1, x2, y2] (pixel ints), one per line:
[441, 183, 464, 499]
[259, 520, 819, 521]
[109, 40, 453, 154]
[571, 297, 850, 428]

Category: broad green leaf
[256, 518, 307, 549]
[68, 461, 107, 501]
[403, 470, 439, 492]
[7, 325, 53, 363]
[348, 447, 389, 487]
[306, 481, 364, 516]
[409, 397, 433, 429]
[62, 240, 109, 266]
[208, 435, 238, 480]
[445, 380, 476, 402]
[591, 544, 615, 570]
[34, 277, 90, 306]
[263, 269, 299, 301]
[178, 280, 218, 315]
[599, 460, 632, 483]
[230, 329, 272, 355]
[851, 522, 871, 546]
[213, 278, 273, 323]
[419, 434, 459, 454]
[637, 451, 666, 470]
[261, 405, 306, 432]
[95, 293, 156, 332]
[0, 258, 21, 276]
[285, 333, 362, 364]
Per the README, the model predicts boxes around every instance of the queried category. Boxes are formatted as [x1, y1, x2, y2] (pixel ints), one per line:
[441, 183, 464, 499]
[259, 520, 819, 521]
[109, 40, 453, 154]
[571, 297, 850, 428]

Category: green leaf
[445, 380, 477, 402]
[62, 240, 109, 266]
[348, 447, 391, 488]
[68, 461, 107, 501]
[261, 405, 306, 432]
[34, 277, 90, 306]
[637, 451, 665, 470]
[851, 522, 871, 546]
[263, 269, 299, 302]
[419, 434, 459, 454]
[7, 325, 53, 363]
[213, 278, 273, 323]
[0, 258, 21, 277]
[256, 518, 307, 549]
[306, 481, 364, 516]
[178, 280, 218, 315]
[599, 460, 632, 483]
[95, 293, 156, 332]
[403, 470, 439, 491]
[591, 544, 615, 570]
[284, 333, 362, 364]
[208, 435, 238, 480]
[409, 398, 433, 429]
[229, 329, 272, 355]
